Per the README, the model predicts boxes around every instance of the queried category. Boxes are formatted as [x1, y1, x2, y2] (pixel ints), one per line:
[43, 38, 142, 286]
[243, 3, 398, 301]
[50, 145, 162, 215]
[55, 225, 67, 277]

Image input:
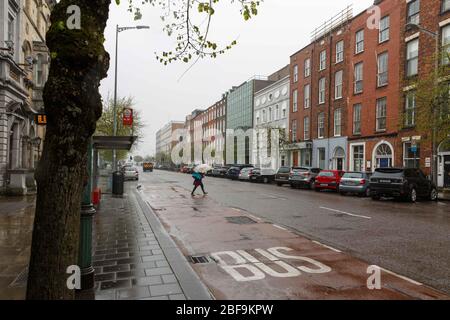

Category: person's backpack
[192, 172, 202, 180]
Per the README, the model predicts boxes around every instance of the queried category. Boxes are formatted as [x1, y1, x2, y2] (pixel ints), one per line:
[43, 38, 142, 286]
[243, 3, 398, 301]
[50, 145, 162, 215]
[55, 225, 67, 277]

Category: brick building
[398, 0, 450, 189]
[201, 96, 227, 165]
[289, 6, 353, 169]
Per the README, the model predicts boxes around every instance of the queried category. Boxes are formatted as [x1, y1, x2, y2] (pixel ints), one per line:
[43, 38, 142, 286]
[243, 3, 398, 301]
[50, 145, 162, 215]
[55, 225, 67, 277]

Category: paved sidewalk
[93, 185, 201, 300]
[0, 196, 35, 300]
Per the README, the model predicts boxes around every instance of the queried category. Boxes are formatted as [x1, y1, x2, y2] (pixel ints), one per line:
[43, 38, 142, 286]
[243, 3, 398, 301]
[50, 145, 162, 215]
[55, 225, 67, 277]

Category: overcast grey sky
[99, 0, 374, 157]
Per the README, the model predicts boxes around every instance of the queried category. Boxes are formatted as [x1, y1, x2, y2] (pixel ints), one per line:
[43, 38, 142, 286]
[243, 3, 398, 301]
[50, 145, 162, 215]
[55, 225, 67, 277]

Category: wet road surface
[136, 169, 450, 298]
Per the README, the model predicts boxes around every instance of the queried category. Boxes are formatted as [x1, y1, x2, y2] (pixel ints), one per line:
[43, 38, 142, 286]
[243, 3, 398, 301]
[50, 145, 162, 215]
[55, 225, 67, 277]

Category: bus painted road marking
[319, 206, 372, 220]
[312, 240, 342, 253]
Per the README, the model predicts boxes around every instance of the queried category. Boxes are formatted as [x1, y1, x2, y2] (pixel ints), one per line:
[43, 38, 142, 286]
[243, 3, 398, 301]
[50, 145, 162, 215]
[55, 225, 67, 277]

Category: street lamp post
[406, 23, 440, 185]
[112, 25, 149, 171]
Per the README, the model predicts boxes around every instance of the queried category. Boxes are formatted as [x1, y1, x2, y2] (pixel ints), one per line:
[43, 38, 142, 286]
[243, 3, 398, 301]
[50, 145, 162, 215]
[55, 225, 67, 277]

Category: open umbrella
[194, 164, 212, 173]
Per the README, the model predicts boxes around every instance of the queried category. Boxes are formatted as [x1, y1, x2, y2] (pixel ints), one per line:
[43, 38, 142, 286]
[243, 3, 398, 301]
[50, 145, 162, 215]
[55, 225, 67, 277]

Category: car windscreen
[373, 168, 404, 177]
[343, 172, 363, 179]
[278, 167, 290, 173]
[292, 167, 309, 172]
[318, 171, 334, 177]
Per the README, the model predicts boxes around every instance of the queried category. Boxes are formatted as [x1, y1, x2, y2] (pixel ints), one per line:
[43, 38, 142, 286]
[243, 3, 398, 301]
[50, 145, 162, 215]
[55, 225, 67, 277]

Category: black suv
[369, 168, 438, 202]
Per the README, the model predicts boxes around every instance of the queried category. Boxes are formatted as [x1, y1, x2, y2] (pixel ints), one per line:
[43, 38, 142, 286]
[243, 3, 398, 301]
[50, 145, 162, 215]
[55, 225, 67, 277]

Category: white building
[0, 0, 54, 195]
[253, 74, 290, 170]
[155, 121, 184, 165]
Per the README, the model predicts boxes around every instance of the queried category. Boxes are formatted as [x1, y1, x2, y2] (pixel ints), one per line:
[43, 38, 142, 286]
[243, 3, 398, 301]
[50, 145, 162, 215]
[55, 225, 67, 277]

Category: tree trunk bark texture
[27, 0, 111, 299]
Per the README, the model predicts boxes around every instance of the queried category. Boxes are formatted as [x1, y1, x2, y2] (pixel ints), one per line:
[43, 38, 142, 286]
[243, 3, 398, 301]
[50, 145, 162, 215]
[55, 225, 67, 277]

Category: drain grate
[9, 267, 28, 288]
[226, 216, 257, 225]
[189, 255, 211, 264]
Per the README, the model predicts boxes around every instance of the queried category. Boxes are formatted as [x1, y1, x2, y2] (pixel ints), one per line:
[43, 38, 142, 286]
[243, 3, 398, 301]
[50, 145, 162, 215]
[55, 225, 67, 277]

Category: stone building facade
[0, 0, 54, 195]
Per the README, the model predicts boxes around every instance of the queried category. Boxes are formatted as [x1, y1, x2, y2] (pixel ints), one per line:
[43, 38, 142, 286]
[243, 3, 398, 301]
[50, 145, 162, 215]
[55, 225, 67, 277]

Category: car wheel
[371, 195, 380, 201]
[263, 177, 269, 184]
[315, 187, 321, 192]
[309, 180, 315, 190]
[408, 187, 417, 203]
[429, 187, 438, 201]
[277, 183, 282, 187]
[364, 188, 371, 197]
[290, 184, 296, 189]
[340, 191, 346, 196]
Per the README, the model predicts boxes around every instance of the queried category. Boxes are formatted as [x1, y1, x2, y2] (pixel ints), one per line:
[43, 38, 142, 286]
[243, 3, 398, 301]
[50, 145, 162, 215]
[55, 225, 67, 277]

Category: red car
[314, 170, 345, 192]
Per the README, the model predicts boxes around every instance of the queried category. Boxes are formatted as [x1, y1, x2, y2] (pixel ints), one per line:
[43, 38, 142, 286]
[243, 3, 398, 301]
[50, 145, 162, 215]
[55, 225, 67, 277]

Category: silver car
[124, 167, 139, 181]
[339, 172, 371, 197]
[238, 167, 254, 181]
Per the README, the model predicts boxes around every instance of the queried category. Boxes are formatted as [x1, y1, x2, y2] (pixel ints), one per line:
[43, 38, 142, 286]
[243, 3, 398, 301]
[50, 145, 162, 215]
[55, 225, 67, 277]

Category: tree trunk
[27, 0, 111, 299]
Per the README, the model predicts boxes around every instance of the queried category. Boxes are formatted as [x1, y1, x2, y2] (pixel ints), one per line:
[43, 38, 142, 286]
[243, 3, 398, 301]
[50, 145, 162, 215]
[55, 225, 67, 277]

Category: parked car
[314, 170, 345, 192]
[339, 172, 372, 197]
[184, 164, 195, 174]
[226, 165, 253, 180]
[212, 166, 229, 177]
[289, 167, 321, 189]
[275, 166, 291, 186]
[249, 168, 276, 184]
[369, 168, 438, 202]
[124, 166, 139, 181]
[238, 167, 255, 181]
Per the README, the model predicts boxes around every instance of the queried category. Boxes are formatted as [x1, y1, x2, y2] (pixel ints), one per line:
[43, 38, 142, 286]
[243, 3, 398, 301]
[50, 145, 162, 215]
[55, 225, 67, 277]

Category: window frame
[353, 103, 362, 135]
[319, 77, 326, 104]
[376, 97, 387, 132]
[406, 39, 419, 77]
[319, 50, 327, 71]
[354, 62, 363, 94]
[379, 15, 390, 43]
[335, 70, 343, 99]
[293, 89, 298, 112]
[293, 64, 299, 83]
[304, 84, 311, 108]
[355, 29, 365, 54]
[336, 40, 344, 63]
[334, 108, 342, 137]
[304, 58, 311, 77]
[303, 116, 310, 140]
[407, 0, 420, 25]
[377, 51, 389, 87]
[404, 91, 417, 127]
[317, 112, 325, 139]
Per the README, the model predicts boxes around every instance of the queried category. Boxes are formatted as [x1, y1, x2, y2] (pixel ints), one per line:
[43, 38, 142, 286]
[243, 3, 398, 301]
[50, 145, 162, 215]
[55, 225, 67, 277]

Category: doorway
[445, 155, 450, 188]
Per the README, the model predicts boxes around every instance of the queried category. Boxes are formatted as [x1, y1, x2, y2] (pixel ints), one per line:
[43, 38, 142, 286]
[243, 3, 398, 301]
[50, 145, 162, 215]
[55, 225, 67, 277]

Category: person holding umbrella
[191, 164, 211, 196]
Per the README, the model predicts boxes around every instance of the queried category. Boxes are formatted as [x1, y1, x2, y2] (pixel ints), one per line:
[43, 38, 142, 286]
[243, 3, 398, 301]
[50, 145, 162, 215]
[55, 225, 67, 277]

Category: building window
[268, 107, 272, 122]
[318, 148, 326, 169]
[319, 77, 326, 104]
[355, 29, 364, 54]
[352, 145, 364, 172]
[377, 52, 389, 87]
[335, 70, 343, 99]
[35, 54, 45, 86]
[375, 143, 393, 168]
[304, 58, 311, 77]
[376, 97, 387, 131]
[405, 91, 416, 127]
[262, 109, 267, 122]
[304, 84, 310, 108]
[379, 16, 390, 43]
[318, 112, 325, 138]
[293, 90, 298, 112]
[291, 120, 297, 141]
[282, 106, 287, 118]
[293, 65, 299, 83]
[7, 14, 15, 43]
[353, 104, 361, 135]
[334, 108, 342, 137]
[319, 50, 327, 71]
[442, 24, 450, 65]
[406, 39, 419, 76]
[443, 0, 450, 12]
[407, 0, 420, 25]
[403, 142, 420, 168]
[336, 41, 344, 63]
[354, 62, 363, 94]
[256, 112, 260, 125]
[275, 105, 280, 120]
[300, 149, 311, 167]
[303, 116, 310, 140]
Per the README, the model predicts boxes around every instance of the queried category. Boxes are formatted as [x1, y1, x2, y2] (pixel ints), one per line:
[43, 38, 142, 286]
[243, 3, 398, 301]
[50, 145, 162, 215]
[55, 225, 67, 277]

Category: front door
[335, 157, 344, 171]
[292, 151, 299, 167]
[445, 155, 450, 188]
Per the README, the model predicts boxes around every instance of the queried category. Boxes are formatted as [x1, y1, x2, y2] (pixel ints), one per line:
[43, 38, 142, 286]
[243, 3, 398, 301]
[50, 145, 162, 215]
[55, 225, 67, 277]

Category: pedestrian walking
[191, 171, 208, 196]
